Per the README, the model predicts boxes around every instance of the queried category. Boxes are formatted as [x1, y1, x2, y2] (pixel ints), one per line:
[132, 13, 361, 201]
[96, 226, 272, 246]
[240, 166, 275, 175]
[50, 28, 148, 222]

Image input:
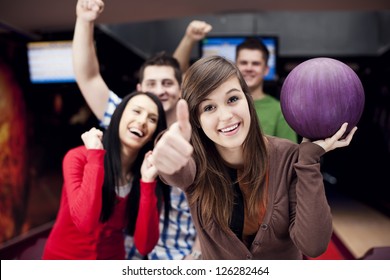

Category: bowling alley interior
[1, 1, 390, 260]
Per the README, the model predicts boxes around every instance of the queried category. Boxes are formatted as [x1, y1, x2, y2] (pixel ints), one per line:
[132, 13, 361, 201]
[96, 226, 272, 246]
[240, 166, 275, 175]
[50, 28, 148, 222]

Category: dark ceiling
[1, 0, 389, 38]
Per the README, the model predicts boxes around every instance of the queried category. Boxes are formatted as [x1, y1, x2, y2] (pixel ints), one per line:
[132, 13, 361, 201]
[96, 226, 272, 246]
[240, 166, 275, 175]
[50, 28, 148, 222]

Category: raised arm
[73, 0, 110, 120]
[134, 179, 160, 255]
[64, 127, 105, 233]
[173, 20, 212, 74]
[290, 123, 357, 257]
[134, 151, 160, 255]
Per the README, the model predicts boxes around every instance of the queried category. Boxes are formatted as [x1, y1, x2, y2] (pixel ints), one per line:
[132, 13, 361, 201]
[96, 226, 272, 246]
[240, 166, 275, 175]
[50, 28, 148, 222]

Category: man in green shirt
[235, 38, 297, 142]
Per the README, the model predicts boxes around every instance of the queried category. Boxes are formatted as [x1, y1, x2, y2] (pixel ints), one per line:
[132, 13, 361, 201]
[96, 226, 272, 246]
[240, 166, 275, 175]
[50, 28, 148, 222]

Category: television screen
[199, 36, 278, 81]
[27, 40, 76, 84]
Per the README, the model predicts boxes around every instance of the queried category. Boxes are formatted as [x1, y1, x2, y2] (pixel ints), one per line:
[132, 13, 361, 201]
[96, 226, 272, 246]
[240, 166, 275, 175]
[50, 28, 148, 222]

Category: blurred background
[0, 0, 389, 259]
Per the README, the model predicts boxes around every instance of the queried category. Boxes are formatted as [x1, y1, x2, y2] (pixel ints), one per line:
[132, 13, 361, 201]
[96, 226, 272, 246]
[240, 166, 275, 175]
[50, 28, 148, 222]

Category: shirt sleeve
[289, 142, 333, 257]
[133, 180, 160, 255]
[62, 147, 106, 233]
[159, 157, 197, 191]
[100, 90, 122, 129]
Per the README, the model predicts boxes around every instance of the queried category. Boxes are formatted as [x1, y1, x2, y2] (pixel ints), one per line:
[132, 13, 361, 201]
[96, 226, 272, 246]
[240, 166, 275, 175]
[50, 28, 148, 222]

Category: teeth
[220, 124, 238, 133]
[129, 127, 144, 137]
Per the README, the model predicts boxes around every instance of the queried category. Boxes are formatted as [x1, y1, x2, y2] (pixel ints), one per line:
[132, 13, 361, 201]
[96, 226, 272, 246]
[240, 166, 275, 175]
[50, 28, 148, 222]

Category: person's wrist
[183, 35, 197, 45]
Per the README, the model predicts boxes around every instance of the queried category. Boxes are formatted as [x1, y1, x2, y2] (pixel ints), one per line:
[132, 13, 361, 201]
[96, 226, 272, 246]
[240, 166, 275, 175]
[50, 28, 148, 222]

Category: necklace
[125, 173, 133, 183]
[118, 173, 132, 185]
[117, 173, 133, 198]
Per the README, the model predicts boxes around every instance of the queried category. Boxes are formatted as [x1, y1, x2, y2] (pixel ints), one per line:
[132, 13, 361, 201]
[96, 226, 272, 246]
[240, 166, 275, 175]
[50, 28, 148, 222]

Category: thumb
[176, 99, 192, 141]
[205, 24, 212, 33]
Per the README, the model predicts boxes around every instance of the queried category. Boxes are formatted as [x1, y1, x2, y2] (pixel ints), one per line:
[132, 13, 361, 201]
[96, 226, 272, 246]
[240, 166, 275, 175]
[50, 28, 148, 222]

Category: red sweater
[42, 146, 159, 259]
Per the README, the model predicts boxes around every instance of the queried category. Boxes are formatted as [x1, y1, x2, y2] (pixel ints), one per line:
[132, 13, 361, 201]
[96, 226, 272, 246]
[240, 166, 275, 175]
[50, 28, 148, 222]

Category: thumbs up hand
[151, 99, 193, 175]
[172, 99, 192, 142]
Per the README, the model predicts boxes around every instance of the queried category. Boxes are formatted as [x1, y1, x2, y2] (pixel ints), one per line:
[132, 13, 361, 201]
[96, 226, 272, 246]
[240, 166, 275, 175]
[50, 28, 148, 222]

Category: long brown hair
[182, 56, 268, 232]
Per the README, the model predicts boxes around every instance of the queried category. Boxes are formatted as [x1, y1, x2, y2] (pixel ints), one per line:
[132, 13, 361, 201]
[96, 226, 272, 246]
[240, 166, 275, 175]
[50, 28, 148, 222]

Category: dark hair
[235, 37, 269, 66]
[182, 56, 268, 232]
[100, 91, 169, 235]
[138, 51, 182, 86]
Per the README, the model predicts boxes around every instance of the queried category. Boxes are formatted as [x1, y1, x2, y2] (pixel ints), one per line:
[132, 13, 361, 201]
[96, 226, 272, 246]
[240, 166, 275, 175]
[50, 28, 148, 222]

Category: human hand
[141, 151, 158, 182]
[302, 123, 357, 153]
[186, 20, 212, 42]
[151, 99, 193, 175]
[81, 127, 104, 150]
[76, 0, 104, 22]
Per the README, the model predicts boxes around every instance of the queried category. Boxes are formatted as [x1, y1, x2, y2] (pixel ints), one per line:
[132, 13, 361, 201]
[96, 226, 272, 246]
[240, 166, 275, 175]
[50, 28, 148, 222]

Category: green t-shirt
[254, 95, 297, 143]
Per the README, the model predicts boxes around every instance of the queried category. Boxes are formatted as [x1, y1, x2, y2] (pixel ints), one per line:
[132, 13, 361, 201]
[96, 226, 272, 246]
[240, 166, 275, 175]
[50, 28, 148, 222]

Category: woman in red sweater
[43, 91, 167, 259]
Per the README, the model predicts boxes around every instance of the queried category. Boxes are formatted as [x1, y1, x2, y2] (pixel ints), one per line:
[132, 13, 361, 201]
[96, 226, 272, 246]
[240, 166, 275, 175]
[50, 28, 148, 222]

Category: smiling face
[118, 94, 158, 152]
[198, 76, 251, 159]
[236, 49, 269, 92]
[138, 65, 181, 115]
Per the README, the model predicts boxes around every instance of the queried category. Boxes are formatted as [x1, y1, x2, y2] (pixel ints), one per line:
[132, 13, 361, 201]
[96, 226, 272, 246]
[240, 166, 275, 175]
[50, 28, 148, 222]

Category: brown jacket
[161, 137, 332, 259]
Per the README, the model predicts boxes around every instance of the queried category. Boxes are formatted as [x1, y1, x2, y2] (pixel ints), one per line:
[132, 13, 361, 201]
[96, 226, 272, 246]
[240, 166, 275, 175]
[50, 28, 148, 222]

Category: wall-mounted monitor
[27, 40, 75, 84]
[199, 36, 279, 81]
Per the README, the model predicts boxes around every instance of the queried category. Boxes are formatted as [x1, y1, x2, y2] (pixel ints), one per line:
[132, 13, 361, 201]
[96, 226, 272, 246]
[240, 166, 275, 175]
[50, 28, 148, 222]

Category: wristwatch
[190, 250, 202, 260]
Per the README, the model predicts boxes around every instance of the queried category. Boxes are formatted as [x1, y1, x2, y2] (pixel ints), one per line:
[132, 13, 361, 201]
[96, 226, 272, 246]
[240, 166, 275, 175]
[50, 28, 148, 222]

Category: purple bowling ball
[280, 57, 365, 140]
